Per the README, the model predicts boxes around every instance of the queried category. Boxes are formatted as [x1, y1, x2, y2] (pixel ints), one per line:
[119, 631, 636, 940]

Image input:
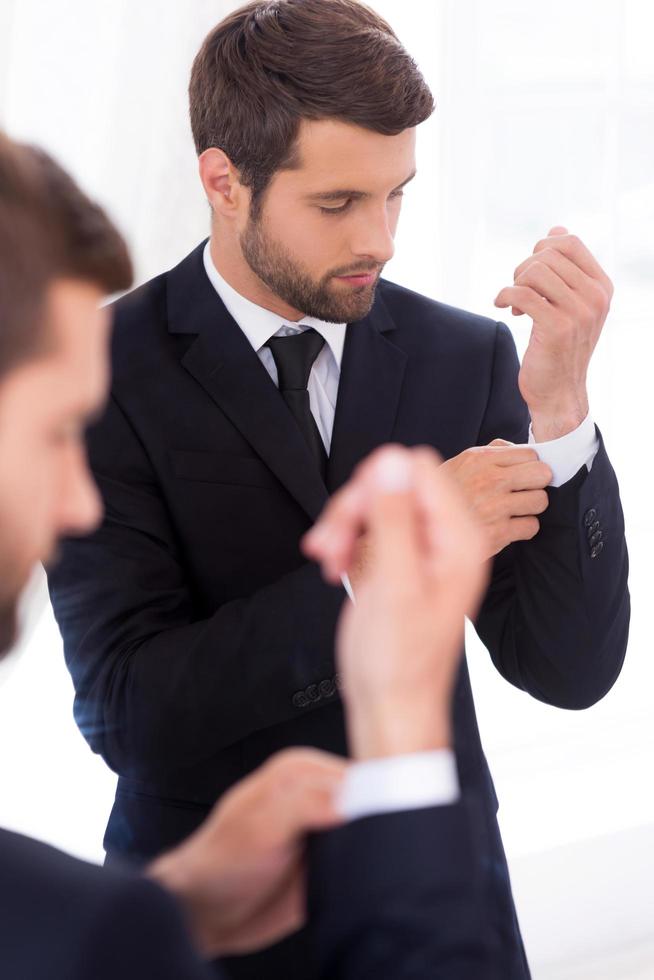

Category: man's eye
[389, 190, 404, 202]
[320, 200, 352, 215]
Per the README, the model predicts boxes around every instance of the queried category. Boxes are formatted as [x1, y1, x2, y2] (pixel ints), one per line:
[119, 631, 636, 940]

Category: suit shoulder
[107, 267, 178, 388]
[0, 829, 206, 979]
[0, 827, 154, 915]
[378, 279, 502, 349]
[110, 268, 169, 339]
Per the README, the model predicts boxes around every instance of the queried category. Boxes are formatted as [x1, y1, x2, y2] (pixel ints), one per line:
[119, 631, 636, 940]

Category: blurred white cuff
[338, 749, 460, 822]
[528, 412, 599, 487]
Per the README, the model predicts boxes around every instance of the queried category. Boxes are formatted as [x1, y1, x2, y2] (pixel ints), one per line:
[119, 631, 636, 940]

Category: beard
[240, 214, 383, 324]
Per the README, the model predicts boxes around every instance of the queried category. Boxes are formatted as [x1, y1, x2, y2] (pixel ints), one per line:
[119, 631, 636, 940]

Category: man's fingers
[507, 516, 541, 543]
[410, 448, 488, 590]
[532, 233, 613, 296]
[514, 261, 575, 311]
[503, 489, 549, 518]
[494, 285, 552, 320]
[514, 246, 590, 294]
[505, 460, 553, 491]
[303, 480, 367, 581]
[479, 444, 539, 466]
[262, 750, 348, 841]
[303, 445, 410, 582]
[366, 450, 422, 591]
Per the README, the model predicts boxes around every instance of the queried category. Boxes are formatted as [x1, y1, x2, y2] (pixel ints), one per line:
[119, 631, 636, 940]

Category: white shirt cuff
[527, 412, 599, 487]
[338, 749, 460, 822]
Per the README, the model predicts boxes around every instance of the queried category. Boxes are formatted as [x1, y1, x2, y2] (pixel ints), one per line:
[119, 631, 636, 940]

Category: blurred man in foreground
[0, 131, 501, 977]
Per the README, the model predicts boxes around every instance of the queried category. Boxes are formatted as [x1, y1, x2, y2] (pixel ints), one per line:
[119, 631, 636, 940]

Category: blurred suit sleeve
[0, 828, 215, 980]
[308, 802, 501, 979]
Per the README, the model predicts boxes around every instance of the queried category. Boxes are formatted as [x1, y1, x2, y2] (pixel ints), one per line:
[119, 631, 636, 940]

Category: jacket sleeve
[308, 803, 501, 979]
[77, 875, 216, 980]
[48, 394, 345, 780]
[475, 322, 630, 708]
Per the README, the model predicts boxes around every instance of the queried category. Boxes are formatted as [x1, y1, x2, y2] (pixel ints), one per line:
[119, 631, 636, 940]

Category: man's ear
[198, 148, 245, 218]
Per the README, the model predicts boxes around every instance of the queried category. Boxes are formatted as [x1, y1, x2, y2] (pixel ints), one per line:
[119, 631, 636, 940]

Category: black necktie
[266, 328, 328, 477]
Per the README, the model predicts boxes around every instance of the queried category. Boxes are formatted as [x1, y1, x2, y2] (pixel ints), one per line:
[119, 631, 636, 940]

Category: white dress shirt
[203, 242, 346, 453]
[202, 241, 598, 819]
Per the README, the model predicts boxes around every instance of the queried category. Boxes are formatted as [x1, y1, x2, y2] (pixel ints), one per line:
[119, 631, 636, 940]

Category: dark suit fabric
[308, 802, 502, 979]
[48, 241, 630, 979]
[0, 827, 213, 980]
[0, 804, 498, 980]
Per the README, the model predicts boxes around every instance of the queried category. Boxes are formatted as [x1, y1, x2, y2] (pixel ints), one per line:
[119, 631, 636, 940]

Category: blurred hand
[348, 532, 372, 590]
[304, 445, 488, 759]
[440, 439, 552, 559]
[495, 228, 612, 441]
[149, 749, 346, 957]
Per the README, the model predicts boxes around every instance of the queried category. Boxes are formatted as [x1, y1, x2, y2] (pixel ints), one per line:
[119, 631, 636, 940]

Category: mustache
[328, 262, 384, 278]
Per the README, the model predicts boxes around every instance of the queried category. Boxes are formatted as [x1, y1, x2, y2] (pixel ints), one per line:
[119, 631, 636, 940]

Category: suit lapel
[327, 289, 407, 493]
[167, 244, 328, 522]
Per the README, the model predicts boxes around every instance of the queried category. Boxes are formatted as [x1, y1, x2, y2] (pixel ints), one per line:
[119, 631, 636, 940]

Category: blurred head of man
[0, 135, 132, 653]
[189, 0, 434, 322]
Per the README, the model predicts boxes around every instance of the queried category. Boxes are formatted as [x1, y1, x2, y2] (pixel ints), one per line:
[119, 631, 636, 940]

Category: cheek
[272, 204, 345, 272]
[0, 466, 50, 575]
[387, 200, 403, 236]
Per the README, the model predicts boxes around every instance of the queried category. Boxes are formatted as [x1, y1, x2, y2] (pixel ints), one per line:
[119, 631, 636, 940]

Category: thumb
[548, 225, 568, 237]
[488, 438, 514, 447]
[263, 751, 348, 842]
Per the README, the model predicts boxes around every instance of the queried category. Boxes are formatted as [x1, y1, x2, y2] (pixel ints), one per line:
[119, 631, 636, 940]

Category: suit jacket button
[587, 520, 601, 538]
[590, 541, 604, 559]
[292, 691, 309, 708]
[584, 508, 598, 527]
[319, 678, 335, 698]
[306, 684, 321, 702]
[589, 530, 603, 548]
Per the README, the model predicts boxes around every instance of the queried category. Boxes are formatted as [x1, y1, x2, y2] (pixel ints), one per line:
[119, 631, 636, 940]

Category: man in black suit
[0, 130, 512, 978]
[48, 1, 630, 977]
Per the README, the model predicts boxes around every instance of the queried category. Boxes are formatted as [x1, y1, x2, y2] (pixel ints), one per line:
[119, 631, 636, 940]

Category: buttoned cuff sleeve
[528, 412, 599, 487]
[338, 749, 460, 822]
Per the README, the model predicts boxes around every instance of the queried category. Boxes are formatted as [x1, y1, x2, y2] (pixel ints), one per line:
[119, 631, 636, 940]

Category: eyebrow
[305, 170, 417, 203]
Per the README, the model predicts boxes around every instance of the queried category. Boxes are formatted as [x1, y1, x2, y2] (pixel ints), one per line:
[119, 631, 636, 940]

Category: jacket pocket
[169, 449, 279, 489]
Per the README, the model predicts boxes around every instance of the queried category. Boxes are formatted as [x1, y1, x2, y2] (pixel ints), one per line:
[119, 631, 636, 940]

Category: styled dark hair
[189, 0, 434, 203]
[0, 132, 132, 377]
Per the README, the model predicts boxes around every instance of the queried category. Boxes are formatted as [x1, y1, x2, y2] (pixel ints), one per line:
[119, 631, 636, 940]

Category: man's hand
[440, 440, 552, 559]
[348, 532, 372, 590]
[304, 446, 488, 759]
[149, 749, 345, 958]
[495, 228, 613, 442]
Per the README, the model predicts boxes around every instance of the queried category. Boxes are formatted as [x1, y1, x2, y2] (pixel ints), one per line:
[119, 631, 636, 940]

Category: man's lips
[334, 271, 378, 287]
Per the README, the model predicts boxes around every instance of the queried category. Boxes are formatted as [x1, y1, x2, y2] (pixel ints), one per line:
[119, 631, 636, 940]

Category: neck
[209, 235, 305, 323]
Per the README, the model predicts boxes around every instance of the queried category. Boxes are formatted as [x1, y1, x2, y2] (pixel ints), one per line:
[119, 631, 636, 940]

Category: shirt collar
[203, 240, 346, 368]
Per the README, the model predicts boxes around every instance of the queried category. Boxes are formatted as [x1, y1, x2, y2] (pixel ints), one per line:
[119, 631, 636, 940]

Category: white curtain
[1, 2, 653, 977]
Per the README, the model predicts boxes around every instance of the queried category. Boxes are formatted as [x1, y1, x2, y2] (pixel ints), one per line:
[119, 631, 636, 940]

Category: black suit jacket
[0, 802, 499, 980]
[0, 827, 212, 980]
[48, 241, 630, 978]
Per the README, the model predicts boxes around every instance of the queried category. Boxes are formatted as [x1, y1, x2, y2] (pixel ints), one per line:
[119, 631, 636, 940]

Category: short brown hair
[0, 132, 132, 378]
[189, 0, 434, 203]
